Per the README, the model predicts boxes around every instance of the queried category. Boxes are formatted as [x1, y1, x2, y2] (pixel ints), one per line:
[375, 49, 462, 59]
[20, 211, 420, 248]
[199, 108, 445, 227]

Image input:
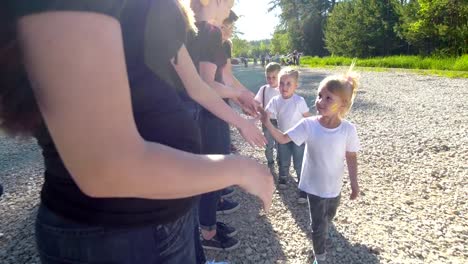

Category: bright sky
[233, 0, 280, 41]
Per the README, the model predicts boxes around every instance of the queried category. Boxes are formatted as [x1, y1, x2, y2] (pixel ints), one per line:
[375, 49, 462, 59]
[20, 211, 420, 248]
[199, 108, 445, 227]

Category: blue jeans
[36, 204, 196, 264]
[262, 119, 278, 165]
[198, 112, 231, 231]
[277, 142, 305, 180]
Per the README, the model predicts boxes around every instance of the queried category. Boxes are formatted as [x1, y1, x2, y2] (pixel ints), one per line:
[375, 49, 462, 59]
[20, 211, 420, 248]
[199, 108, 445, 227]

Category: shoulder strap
[262, 85, 267, 106]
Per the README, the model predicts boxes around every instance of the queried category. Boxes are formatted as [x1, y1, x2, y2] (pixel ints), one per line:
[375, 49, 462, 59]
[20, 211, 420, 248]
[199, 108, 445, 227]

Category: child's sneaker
[297, 191, 308, 204]
[220, 187, 235, 199]
[206, 260, 229, 264]
[216, 199, 240, 215]
[202, 233, 240, 251]
[278, 177, 287, 189]
[314, 252, 326, 263]
[216, 222, 237, 237]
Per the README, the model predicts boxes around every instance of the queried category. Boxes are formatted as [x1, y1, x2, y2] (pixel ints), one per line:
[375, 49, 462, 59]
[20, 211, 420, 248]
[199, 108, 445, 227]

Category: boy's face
[315, 86, 344, 117]
[279, 74, 298, 99]
[266, 70, 279, 88]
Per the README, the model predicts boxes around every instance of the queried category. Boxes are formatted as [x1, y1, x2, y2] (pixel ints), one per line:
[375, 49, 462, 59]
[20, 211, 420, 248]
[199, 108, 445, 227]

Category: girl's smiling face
[315, 86, 344, 117]
[279, 74, 298, 99]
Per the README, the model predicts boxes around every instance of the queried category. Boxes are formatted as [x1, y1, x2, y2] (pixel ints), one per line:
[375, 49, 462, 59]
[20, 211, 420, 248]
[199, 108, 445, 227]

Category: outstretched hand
[257, 106, 271, 125]
[237, 118, 266, 148]
[237, 157, 275, 213]
[238, 90, 260, 117]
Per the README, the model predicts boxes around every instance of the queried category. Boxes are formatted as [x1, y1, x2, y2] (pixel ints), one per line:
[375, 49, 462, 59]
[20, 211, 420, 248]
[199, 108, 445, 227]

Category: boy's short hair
[265, 62, 281, 74]
[279, 67, 299, 82]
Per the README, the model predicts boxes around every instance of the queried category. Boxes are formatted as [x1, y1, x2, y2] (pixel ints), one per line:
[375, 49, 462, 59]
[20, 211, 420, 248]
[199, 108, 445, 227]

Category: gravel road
[1, 66, 467, 263]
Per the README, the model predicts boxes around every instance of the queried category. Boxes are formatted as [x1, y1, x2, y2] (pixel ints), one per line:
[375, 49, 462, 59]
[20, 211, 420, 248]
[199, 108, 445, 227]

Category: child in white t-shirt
[264, 68, 311, 199]
[260, 66, 361, 263]
[254, 62, 281, 171]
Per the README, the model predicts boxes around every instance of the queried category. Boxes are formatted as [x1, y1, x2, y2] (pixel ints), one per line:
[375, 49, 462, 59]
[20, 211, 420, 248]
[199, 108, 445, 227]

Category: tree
[324, 0, 403, 57]
[397, 0, 468, 56]
[271, 30, 291, 54]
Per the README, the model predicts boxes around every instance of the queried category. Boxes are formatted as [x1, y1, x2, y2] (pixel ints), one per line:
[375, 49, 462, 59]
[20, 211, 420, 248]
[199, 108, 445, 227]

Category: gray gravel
[1, 68, 467, 264]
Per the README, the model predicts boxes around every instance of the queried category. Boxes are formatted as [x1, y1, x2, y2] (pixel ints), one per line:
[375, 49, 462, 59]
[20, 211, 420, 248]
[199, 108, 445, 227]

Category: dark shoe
[220, 187, 235, 199]
[0, 184, 3, 197]
[278, 177, 287, 189]
[216, 222, 237, 237]
[216, 199, 240, 215]
[201, 233, 240, 251]
[297, 191, 307, 204]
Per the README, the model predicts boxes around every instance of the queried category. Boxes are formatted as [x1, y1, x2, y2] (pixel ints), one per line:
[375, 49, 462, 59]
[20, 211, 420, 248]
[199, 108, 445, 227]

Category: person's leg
[262, 124, 275, 166]
[277, 142, 292, 189]
[36, 204, 196, 264]
[307, 194, 328, 259]
[292, 143, 305, 182]
[198, 113, 238, 251]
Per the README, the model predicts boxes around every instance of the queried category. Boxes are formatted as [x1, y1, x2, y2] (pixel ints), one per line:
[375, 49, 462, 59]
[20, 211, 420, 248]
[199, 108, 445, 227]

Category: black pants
[307, 193, 341, 255]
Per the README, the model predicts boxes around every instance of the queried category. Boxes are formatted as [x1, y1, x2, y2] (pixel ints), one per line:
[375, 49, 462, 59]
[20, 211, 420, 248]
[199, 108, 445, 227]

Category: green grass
[300, 55, 468, 78]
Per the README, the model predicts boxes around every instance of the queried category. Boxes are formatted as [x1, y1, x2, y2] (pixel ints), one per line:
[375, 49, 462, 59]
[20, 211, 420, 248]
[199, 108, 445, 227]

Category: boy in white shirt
[265, 68, 311, 202]
[254, 62, 281, 172]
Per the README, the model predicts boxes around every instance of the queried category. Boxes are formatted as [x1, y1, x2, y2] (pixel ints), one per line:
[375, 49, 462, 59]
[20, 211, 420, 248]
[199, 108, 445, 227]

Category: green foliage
[271, 30, 291, 55]
[301, 55, 468, 71]
[397, 0, 468, 56]
[324, 0, 403, 57]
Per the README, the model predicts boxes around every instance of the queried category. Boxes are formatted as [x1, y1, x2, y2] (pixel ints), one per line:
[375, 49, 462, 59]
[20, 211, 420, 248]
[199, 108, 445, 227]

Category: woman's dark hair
[0, 8, 42, 136]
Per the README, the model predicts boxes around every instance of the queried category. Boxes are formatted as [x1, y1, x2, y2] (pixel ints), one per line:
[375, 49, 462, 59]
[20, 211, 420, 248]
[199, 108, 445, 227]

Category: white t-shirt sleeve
[265, 97, 277, 119]
[346, 123, 360, 152]
[286, 118, 308, 146]
[254, 86, 264, 104]
[298, 97, 310, 114]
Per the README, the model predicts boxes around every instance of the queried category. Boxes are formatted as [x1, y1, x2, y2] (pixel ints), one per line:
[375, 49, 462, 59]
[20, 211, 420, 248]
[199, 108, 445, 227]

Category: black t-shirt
[8, 0, 201, 227]
[192, 21, 227, 84]
[223, 41, 232, 59]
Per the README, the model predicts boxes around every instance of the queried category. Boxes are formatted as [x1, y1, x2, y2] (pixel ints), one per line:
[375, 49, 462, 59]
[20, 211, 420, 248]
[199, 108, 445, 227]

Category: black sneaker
[201, 233, 240, 251]
[216, 222, 238, 237]
[278, 177, 287, 189]
[220, 187, 235, 199]
[216, 199, 240, 215]
[297, 191, 307, 204]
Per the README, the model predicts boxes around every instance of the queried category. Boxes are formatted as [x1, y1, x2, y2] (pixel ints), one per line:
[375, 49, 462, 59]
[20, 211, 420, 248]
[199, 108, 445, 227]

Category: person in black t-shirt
[0, 1, 274, 263]
[190, 0, 264, 252]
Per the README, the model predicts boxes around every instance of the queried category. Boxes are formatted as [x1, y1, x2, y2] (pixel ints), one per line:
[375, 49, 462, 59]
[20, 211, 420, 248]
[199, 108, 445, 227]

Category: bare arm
[18, 12, 273, 209]
[199, 62, 240, 99]
[303, 112, 313, 118]
[345, 151, 359, 200]
[258, 108, 291, 144]
[172, 45, 265, 147]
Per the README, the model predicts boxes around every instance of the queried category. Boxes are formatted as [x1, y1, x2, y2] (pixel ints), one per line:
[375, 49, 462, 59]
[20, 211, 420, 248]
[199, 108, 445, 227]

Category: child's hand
[257, 107, 271, 124]
[350, 182, 359, 200]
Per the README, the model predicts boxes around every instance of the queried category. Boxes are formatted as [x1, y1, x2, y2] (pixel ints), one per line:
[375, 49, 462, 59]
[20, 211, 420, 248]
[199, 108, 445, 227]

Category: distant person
[260, 65, 360, 264]
[292, 50, 298, 65]
[264, 68, 311, 200]
[254, 62, 281, 173]
[261, 55, 266, 67]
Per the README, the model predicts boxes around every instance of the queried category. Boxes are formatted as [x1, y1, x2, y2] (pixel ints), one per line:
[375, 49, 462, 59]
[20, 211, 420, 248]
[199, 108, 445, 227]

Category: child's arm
[259, 107, 292, 144]
[345, 151, 359, 200]
[302, 112, 313, 117]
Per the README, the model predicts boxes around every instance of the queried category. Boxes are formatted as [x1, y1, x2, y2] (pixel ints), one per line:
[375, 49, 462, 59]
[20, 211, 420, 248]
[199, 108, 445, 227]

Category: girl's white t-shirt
[265, 94, 309, 132]
[255, 85, 281, 118]
[286, 116, 360, 198]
